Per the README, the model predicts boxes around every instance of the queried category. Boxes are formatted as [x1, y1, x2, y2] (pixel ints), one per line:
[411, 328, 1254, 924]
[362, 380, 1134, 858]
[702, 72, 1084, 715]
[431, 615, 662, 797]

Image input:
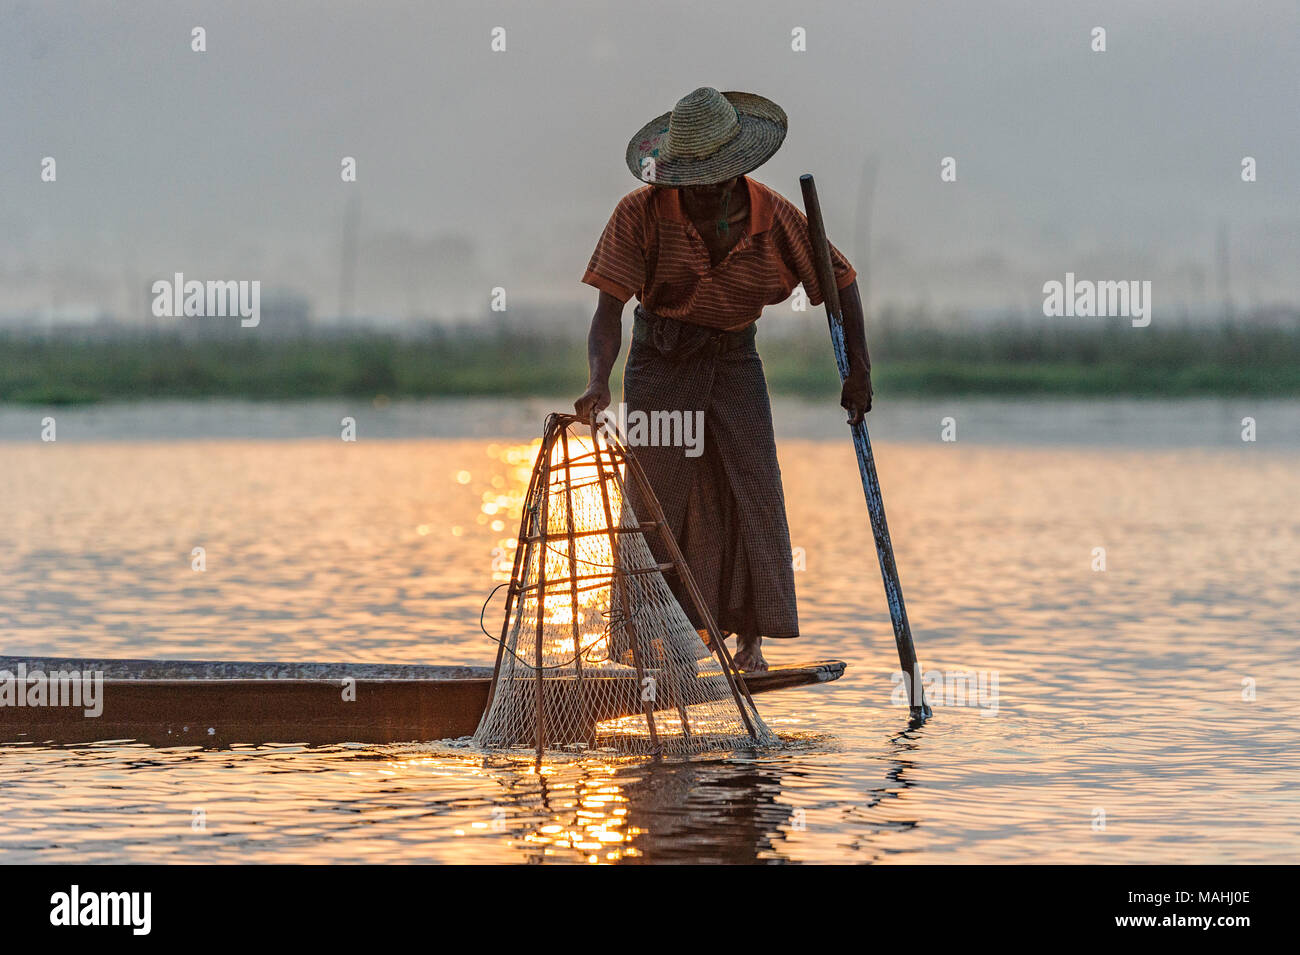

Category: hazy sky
[2, 0, 1297, 323]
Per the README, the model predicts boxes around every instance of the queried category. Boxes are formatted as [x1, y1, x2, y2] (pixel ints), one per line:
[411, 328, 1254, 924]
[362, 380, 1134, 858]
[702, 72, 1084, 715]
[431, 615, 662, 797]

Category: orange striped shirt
[582, 176, 856, 332]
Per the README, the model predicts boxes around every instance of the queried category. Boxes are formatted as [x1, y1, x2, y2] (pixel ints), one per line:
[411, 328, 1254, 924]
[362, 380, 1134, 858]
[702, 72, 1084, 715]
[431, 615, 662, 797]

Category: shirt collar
[654, 176, 775, 235]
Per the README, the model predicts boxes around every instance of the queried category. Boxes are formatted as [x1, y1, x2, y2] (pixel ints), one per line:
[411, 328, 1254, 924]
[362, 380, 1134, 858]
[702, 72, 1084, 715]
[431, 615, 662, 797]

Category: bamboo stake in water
[480, 427, 549, 723]
[799, 174, 931, 723]
[533, 435, 553, 768]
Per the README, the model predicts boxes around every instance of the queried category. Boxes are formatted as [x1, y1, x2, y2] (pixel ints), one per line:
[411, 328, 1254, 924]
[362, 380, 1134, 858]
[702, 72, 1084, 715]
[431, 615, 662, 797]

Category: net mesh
[473, 413, 775, 757]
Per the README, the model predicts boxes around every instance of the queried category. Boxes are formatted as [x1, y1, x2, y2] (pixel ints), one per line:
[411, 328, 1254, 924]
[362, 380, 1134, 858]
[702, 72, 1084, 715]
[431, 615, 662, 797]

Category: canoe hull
[0, 656, 846, 747]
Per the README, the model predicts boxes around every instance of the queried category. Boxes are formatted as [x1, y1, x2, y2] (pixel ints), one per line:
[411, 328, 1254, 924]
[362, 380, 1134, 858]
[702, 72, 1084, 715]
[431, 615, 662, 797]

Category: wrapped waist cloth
[610, 306, 799, 653]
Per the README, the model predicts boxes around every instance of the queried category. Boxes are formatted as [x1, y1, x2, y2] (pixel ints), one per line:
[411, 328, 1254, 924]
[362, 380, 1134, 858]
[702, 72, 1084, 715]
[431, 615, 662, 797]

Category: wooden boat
[0, 655, 846, 747]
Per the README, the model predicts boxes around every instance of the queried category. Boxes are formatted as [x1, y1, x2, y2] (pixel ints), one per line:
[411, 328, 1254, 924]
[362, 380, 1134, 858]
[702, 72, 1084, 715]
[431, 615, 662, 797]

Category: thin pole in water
[480, 432, 549, 725]
[533, 423, 554, 769]
[799, 173, 931, 725]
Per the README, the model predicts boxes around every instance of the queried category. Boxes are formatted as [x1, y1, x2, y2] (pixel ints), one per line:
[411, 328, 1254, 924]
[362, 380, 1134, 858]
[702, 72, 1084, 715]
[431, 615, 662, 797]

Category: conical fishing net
[473, 413, 775, 757]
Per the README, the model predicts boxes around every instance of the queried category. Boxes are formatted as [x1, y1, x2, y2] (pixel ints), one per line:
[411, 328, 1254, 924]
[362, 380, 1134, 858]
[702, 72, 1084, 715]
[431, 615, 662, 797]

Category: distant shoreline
[3, 325, 1297, 405]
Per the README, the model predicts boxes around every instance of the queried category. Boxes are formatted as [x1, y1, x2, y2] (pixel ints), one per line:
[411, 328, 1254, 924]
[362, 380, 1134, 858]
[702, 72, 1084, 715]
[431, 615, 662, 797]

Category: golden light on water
[484, 440, 544, 583]
[517, 767, 639, 863]
[385, 753, 646, 864]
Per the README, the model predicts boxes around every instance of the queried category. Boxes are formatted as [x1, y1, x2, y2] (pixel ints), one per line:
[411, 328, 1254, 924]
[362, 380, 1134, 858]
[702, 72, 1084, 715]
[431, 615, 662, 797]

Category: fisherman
[574, 87, 873, 671]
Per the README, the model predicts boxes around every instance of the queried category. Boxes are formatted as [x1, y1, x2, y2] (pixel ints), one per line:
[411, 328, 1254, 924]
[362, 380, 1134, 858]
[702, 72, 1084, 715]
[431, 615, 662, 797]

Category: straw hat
[625, 87, 788, 187]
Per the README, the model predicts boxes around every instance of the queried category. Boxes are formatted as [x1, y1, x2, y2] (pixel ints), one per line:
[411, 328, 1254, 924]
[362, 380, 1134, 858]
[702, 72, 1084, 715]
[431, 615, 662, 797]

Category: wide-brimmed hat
[625, 87, 787, 187]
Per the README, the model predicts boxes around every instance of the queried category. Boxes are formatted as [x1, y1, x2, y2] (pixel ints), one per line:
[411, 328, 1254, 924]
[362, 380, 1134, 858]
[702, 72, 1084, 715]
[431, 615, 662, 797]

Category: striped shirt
[582, 176, 857, 332]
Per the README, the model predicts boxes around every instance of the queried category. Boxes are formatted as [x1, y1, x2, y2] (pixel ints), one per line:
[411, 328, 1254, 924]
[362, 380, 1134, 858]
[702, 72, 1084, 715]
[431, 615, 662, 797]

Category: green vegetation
[1, 321, 1297, 405]
[0, 331, 588, 405]
[763, 320, 1300, 398]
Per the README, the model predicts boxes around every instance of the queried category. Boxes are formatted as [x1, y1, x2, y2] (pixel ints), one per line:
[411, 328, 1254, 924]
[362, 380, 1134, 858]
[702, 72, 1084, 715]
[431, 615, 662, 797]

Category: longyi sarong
[619, 306, 799, 641]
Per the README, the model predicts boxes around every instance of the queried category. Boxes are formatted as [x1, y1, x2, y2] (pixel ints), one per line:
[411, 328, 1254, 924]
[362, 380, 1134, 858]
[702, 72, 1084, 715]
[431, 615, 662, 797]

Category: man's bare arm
[574, 291, 625, 419]
[837, 279, 873, 424]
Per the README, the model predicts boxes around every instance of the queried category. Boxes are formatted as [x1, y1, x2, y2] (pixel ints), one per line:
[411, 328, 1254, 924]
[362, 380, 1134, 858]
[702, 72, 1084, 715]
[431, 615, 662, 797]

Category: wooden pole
[533, 422, 555, 768]
[480, 422, 550, 724]
[799, 174, 931, 724]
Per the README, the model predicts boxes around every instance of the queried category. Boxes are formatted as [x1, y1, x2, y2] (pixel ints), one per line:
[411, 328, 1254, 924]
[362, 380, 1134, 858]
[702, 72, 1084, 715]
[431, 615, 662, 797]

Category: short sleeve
[581, 190, 649, 303]
[771, 198, 857, 307]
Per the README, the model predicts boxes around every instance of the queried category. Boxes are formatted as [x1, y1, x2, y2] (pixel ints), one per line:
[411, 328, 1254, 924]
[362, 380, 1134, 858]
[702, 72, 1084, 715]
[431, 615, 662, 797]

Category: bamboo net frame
[473, 413, 775, 760]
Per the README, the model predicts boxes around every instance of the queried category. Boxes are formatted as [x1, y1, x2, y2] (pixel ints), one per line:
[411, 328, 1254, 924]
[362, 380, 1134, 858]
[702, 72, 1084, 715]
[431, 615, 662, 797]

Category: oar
[799, 173, 932, 725]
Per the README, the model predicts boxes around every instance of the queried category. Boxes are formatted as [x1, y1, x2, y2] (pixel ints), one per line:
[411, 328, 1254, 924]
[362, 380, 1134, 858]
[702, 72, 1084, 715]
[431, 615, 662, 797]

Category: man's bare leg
[733, 634, 768, 671]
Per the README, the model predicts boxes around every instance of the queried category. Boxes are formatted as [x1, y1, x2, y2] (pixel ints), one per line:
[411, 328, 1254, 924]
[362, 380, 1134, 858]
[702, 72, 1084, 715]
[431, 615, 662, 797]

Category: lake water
[1, 397, 1297, 863]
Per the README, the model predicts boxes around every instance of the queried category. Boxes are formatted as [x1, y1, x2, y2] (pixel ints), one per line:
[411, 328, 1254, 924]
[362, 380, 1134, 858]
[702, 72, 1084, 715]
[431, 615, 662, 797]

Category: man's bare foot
[733, 634, 768, 671]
